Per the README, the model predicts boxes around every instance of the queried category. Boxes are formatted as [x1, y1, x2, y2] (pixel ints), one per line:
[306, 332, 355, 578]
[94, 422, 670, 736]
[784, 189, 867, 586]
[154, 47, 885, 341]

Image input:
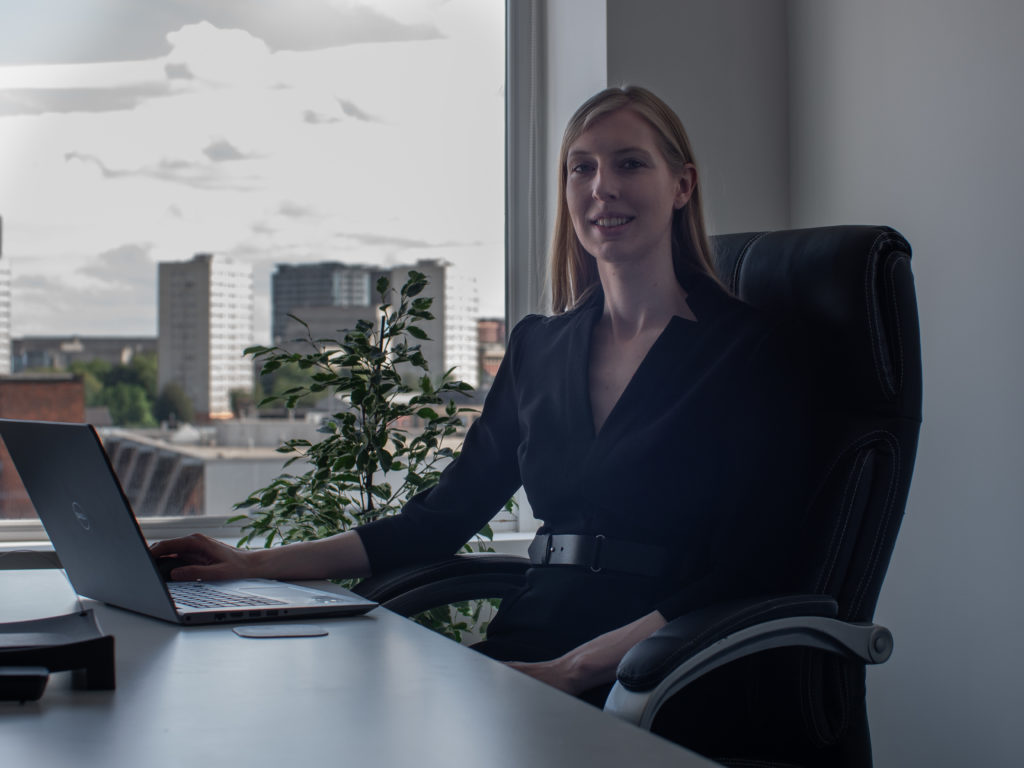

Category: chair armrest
[352, 552, 530, 617]
[604, 594, 894, 729]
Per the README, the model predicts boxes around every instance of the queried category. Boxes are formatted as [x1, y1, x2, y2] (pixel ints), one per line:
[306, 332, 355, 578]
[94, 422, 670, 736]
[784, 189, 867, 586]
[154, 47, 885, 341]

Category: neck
[596, 254, 695, 340]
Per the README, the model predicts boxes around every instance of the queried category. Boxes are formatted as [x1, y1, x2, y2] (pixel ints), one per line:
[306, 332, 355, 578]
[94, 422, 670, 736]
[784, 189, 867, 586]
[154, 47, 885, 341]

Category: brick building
[477, 318, 506, 390]
[0, 375, 85, 519]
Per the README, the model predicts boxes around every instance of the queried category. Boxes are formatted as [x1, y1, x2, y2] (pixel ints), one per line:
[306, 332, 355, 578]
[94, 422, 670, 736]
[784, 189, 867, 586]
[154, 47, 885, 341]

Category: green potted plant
[231, 271, 501, 641]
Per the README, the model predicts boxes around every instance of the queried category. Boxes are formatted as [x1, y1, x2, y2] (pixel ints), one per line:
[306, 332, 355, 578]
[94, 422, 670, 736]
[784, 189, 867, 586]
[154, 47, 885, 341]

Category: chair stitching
[817, 450, 869, 594]
[731, 231, 768, 294]
[809, 432, 886, 590]
[887, 255, 906, 393]
[803, 431, 890, 617]
[804, 649, 828, 744]
[798, 648, 814, 742]
[813, 451, 861, 592]
[838, 661, 850, 735]
[849, 432, 900, 618]
[863, 232, 888, 399]
[850, 434, 899, 616]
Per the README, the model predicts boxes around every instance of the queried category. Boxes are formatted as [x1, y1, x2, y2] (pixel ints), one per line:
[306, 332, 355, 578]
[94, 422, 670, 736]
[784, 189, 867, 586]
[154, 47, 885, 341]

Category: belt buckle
[589, 534, 606, 573]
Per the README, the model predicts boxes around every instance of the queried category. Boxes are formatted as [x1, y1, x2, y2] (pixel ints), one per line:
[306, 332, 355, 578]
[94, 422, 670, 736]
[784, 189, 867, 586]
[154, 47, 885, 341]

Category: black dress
[356, 271, 808, 662]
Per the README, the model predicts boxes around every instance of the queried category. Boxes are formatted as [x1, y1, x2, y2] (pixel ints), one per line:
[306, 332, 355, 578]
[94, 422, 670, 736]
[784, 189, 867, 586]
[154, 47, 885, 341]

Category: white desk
[0, 570, 717, 767]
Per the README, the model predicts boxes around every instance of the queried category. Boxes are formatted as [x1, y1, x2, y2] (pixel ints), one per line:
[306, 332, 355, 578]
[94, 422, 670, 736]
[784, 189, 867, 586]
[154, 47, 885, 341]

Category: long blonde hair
[549, 86, 717, 313]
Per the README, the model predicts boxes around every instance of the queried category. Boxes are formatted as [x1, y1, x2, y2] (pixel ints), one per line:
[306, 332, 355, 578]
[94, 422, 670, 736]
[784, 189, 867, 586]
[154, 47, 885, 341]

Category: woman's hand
[505, 610, 668, 697]
[149, 529, 372, 582]
[506, 657, 586, 696]
[149, 533, 259, 582]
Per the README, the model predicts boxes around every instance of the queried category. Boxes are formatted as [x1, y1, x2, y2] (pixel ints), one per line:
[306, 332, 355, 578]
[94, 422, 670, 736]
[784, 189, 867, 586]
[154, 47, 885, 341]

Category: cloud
[0, 0, 444, 66]
[165, 22, 274, 87]
[278, 201, 316, 218]
[202, 138, 248, 162]
[237, 1, 443, 52]
[303, 109, 339, 125]
[164, 62, 193, 80]
[77, 243, 155, 288]
[341, 232, 434, 249]
[337, 99, 378, 122]
[0, 83, 173, 117]
[64, 150, 256, 191]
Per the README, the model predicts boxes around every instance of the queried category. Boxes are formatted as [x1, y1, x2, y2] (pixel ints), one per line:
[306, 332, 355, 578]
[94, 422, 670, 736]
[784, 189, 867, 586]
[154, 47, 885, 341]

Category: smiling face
[565, 108, 694, 272]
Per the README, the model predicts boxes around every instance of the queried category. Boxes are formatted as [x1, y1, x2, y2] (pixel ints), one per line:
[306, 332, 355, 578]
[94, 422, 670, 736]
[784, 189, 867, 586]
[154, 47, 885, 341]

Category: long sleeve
[355, 316, 539, 573]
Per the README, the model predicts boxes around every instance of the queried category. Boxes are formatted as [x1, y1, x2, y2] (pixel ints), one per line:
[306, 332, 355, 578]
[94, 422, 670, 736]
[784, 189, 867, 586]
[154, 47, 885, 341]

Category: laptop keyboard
[168, 582, 287, 609]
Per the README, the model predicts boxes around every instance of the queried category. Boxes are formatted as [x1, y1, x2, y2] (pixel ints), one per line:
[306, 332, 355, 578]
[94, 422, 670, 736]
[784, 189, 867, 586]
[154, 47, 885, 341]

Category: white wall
[606, 0, 790, 234]
[789, 2, 1024, 765]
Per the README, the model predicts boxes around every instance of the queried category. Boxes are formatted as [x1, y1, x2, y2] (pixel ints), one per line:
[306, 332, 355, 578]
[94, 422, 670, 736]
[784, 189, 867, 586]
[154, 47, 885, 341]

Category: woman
[151, 85, 805, 703]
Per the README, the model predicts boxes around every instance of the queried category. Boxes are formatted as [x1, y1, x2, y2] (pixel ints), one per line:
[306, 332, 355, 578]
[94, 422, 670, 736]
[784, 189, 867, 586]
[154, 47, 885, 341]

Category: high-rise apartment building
[272, 262, 390, 346]
[444, 269, 479, 389]
[158, 254, 253, 421]
[0, 217, 12, 374]
[271, 260, 473, 386]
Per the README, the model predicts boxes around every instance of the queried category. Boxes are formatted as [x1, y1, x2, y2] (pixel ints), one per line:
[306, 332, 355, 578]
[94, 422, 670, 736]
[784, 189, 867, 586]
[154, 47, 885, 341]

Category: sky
[0, 0, 505, 343]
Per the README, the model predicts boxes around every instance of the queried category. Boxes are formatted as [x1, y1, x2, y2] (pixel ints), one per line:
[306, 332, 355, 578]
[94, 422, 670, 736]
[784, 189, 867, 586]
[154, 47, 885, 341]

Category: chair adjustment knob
[868, 627, 893, 663]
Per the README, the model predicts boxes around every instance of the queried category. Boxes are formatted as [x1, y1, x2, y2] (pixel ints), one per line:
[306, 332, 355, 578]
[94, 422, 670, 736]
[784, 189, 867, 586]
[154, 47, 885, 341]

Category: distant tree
[260, 362, 322, 409]
[104, 352, 157, 399]
[101, 383, 156, 427]
[129, 352, 158, 400]
[69, 360, 112, 406]
[154, 382, 194, 424]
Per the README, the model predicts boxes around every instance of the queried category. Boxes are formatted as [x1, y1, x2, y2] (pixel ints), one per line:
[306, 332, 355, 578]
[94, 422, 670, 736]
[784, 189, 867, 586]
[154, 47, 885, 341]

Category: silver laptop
[0, 419, 377, 624]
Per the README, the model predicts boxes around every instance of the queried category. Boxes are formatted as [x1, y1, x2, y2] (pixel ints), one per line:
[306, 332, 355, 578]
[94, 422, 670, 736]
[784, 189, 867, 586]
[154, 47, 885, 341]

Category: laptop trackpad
[233, 625, 328, 638]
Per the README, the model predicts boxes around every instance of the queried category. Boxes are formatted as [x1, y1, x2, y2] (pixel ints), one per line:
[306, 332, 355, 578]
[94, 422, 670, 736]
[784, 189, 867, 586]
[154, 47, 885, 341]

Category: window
[0, 0, 513, 542]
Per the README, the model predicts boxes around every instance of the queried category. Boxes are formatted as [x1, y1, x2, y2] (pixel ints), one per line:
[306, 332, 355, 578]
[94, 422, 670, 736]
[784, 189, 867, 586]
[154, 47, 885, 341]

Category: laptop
[0, 418, 377, 624]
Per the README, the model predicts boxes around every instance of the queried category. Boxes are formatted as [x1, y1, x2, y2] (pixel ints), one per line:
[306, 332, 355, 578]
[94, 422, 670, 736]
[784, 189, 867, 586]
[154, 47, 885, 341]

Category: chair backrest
[709, 226, 921, 755]
[711, 225, 921, 624]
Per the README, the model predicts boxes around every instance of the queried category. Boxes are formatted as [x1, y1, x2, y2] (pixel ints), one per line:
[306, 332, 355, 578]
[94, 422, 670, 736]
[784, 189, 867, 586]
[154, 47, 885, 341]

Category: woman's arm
[506, 610, 667, 696]
[149, 530, 371, 582]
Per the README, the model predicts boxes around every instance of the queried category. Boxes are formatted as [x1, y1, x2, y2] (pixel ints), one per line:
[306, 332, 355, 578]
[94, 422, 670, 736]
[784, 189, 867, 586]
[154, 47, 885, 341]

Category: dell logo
[71, 501, 91, 531]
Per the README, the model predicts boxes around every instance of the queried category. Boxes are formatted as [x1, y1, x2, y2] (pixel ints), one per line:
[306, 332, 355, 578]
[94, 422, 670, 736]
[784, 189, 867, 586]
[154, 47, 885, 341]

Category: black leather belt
[527, 534, 667, 578]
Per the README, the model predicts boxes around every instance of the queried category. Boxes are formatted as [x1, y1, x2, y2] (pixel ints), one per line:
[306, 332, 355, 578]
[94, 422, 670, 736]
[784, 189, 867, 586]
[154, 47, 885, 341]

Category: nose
[592, 167, 618, 201]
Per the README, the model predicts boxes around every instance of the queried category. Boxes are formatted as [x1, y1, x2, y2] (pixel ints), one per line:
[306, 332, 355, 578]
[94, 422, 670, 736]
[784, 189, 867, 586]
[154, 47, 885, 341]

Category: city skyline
[0, 1, 505, 344]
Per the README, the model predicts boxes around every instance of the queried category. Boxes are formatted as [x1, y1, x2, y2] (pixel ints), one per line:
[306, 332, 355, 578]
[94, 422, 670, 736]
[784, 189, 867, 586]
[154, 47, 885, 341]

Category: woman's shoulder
[510, 294, 599, 342]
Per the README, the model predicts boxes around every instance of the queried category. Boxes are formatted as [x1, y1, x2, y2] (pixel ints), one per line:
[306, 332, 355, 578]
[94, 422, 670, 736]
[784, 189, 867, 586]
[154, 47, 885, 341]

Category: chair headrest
[711, 225, 920, 418]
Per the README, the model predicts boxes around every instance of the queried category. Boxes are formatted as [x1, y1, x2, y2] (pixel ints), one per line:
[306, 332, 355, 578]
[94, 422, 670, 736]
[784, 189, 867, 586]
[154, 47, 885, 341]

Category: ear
[673, 163, 697, 210]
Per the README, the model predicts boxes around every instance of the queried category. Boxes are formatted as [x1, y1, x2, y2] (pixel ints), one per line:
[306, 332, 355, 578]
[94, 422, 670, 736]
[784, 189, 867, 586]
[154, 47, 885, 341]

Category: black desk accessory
[0, 609, 115, 701]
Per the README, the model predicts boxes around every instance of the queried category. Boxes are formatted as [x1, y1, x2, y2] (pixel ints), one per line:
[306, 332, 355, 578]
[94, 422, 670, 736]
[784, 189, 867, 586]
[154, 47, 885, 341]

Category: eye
[621, 157, 647, 170]
[569, 162, 594, 175]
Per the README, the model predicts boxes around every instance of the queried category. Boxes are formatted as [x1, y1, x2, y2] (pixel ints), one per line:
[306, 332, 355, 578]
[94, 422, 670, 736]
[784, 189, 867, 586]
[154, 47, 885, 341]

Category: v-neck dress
[357, 271, 808, 660]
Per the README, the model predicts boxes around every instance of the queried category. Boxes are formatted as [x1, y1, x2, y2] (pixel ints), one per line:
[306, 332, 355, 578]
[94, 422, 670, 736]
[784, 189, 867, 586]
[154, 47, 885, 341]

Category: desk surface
[0, 570, 716, 768]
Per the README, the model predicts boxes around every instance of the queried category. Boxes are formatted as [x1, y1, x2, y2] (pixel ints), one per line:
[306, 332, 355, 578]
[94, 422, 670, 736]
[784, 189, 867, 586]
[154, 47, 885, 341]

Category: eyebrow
[567, 146, 655, 160]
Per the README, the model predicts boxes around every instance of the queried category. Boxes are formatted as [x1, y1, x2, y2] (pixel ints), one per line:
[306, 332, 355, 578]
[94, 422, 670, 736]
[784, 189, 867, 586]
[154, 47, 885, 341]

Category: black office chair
[355, 225, 922, 768]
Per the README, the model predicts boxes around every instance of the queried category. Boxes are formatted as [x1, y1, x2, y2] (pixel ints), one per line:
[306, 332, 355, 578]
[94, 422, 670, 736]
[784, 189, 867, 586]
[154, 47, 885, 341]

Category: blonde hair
[549, 85, 717, 314]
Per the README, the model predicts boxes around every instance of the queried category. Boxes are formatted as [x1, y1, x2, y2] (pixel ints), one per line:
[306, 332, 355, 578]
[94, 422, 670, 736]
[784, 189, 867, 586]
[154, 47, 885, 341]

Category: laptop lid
[0, 419, 375, 623]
